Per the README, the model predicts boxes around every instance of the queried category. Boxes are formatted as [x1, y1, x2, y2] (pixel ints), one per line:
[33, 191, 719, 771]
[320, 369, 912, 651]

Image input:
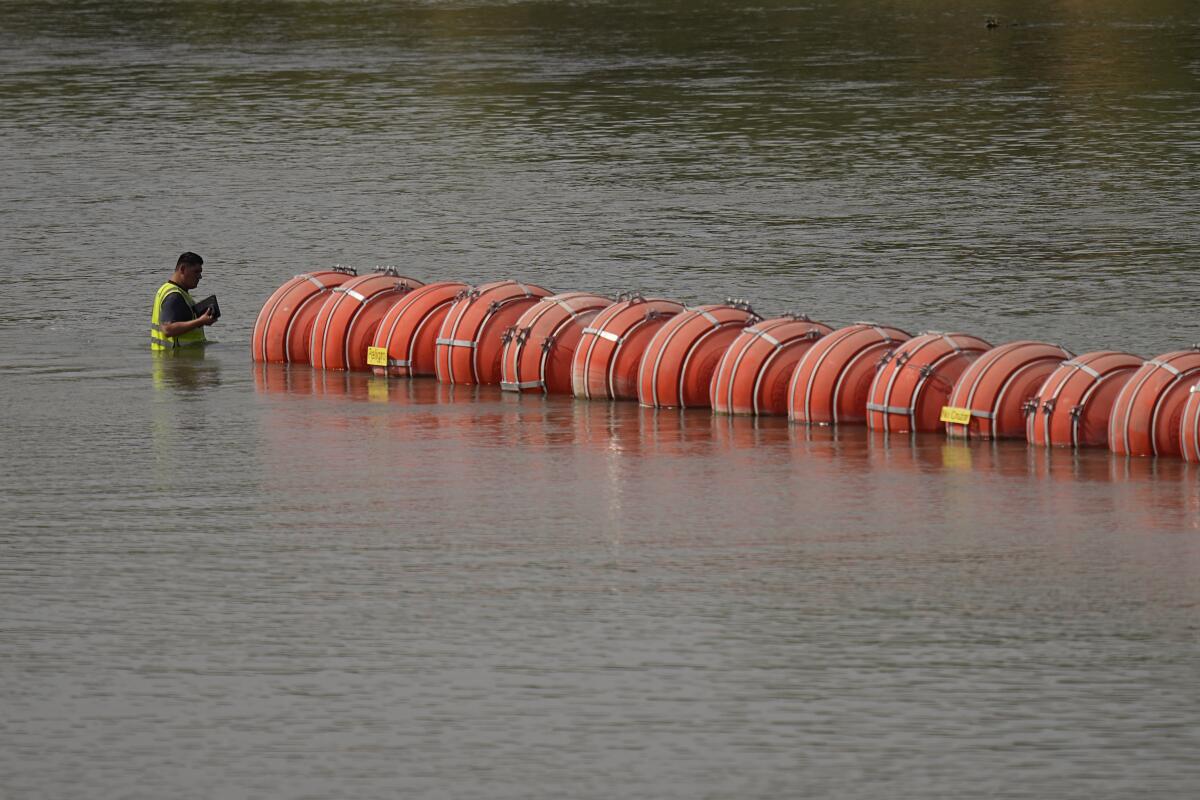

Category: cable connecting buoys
[942, 340, 1074, 440]
[369, 281, 468, 378]
[1109, 349, 1200, 457]
[251, 267, 358, 363]
[308, 269, 423, 371]
[637, 300, 761, 409]
[787, 323, 911, 426]
[499, 292, 612, 394]
[710, 315, 833, 416]
[867, 332, 992, 433]
[435, 280, 552, 385]
[1179, 383, 1200, 462]
[1026, 351, 1143, 448]
[571, 293, 685, 401]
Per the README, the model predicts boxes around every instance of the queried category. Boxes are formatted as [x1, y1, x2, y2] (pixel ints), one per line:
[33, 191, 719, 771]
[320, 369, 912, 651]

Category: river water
[2, 2, 1199, 798]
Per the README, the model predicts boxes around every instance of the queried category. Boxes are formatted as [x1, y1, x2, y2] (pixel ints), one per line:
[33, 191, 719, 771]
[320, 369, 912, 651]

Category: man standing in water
[150, 252, 217, 350]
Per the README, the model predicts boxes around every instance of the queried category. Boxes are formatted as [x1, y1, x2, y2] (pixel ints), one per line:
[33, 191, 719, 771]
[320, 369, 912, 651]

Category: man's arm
[159, 292, 216, 337]
[160, 308, 215, 338]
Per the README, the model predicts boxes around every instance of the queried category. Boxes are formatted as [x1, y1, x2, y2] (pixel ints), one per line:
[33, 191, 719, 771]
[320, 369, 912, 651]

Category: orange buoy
[710, 315, 833, 416]
[251, 266, 357, 363]
[309, 269, 423, 371]
[787, 323, 911, 425]
[499, 292, 612, 394]
[1109, 349, 1200, 458]
[942, 340, 1074, 439]
[1179, 383, 1200, 462]
[1025, 351, 1143, 448]
[866, 331, 992, 433]
[571, 293, 684, 401]
[637, 300, 761, 409]
[370, 281, 468, 378]
[434, 280, 552, 384]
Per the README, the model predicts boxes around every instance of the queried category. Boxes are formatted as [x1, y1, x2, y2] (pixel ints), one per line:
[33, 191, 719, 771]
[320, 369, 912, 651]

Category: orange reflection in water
[252, 367, 1200, 535]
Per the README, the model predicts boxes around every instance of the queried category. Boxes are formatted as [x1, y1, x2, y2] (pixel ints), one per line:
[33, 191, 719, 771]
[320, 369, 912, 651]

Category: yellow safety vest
[150, 281, 207, 351]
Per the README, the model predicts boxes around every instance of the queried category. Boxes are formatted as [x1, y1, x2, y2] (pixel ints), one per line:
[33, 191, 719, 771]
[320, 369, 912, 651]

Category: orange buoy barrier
[571, 293, 684, 401]
[499, 292, 612, 394]
[434, 280, 552, 385]
[710, 315, 833, 416]
[1025, 351, 1143, 448]
[309, 269, 423, 371]
[942, 340, 1074, 439]
[787, 323, 911, 426]
[1179, 384, 1200, 462]
[1108, 349, 1200, 458]
[369, 281, 468, 378]
[251, 266, 358, 364]
[637, 300, 761, 409]
[866, 331, 992, 433]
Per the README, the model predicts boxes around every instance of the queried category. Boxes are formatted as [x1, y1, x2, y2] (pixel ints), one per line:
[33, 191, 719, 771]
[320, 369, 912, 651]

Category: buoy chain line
[255, 272, 1200, 461]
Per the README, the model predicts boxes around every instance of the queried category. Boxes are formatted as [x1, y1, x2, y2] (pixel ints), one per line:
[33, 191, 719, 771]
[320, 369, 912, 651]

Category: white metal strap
[500, 380, 543, 391]
[1063, 359, 1100, 378]
[1149, 359, 1180, 375]
[388, 358, 410, 367]
[436, 338, 476, 348]
[303, 274, 325, 288]
[865, 402, 911, 415]
[346, 289, 366, 302]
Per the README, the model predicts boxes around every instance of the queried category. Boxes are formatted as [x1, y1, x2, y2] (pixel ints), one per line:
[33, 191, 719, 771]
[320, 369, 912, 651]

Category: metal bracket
[331, 264, 357, 275]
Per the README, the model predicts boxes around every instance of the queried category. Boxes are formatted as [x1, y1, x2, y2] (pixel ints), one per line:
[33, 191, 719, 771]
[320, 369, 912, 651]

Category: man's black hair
[176, 252, 203, 268]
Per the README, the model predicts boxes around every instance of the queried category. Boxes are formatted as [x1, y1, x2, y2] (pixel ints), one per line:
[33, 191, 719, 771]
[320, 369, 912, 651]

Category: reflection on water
[251, 363, 1200, 538]
[151, 348, 222, 392]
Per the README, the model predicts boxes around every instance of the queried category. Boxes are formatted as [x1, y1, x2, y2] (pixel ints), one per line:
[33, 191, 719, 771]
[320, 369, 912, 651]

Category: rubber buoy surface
[866, 331, 992, 433]
[571, 294, 684, 401]
[499, 292, 612, 394]
[787, 323, 911, 425]
[434, 280, 552, 385]
[1179, 384, 1200, 462]
[1026, 351, 1143, 448]
[710, 315, 833, 416]
[370, 281, 468, 378]
[1108, 349, 1200, 458]
[943, 340, 1074, 439]
[251, 267, 357, 363]
[637, 301, 761, 409]
[309, 270, 423, 371]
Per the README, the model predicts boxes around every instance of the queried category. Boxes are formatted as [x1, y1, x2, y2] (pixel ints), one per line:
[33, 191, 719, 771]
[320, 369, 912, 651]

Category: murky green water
[2, 2, 1199, 797]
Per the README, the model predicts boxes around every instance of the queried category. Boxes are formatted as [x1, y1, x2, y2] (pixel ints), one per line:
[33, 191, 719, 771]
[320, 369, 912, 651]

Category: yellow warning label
[940, 406, 973, 425]
[366, 346, 389, 367]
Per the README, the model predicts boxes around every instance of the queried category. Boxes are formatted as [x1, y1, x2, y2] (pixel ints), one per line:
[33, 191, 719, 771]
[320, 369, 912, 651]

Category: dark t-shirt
[159, 285, 195, 324]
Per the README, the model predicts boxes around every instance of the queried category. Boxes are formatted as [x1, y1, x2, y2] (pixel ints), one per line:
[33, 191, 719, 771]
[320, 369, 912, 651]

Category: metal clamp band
[500, 380, 544, 391]
[865, 402, 911, 415]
